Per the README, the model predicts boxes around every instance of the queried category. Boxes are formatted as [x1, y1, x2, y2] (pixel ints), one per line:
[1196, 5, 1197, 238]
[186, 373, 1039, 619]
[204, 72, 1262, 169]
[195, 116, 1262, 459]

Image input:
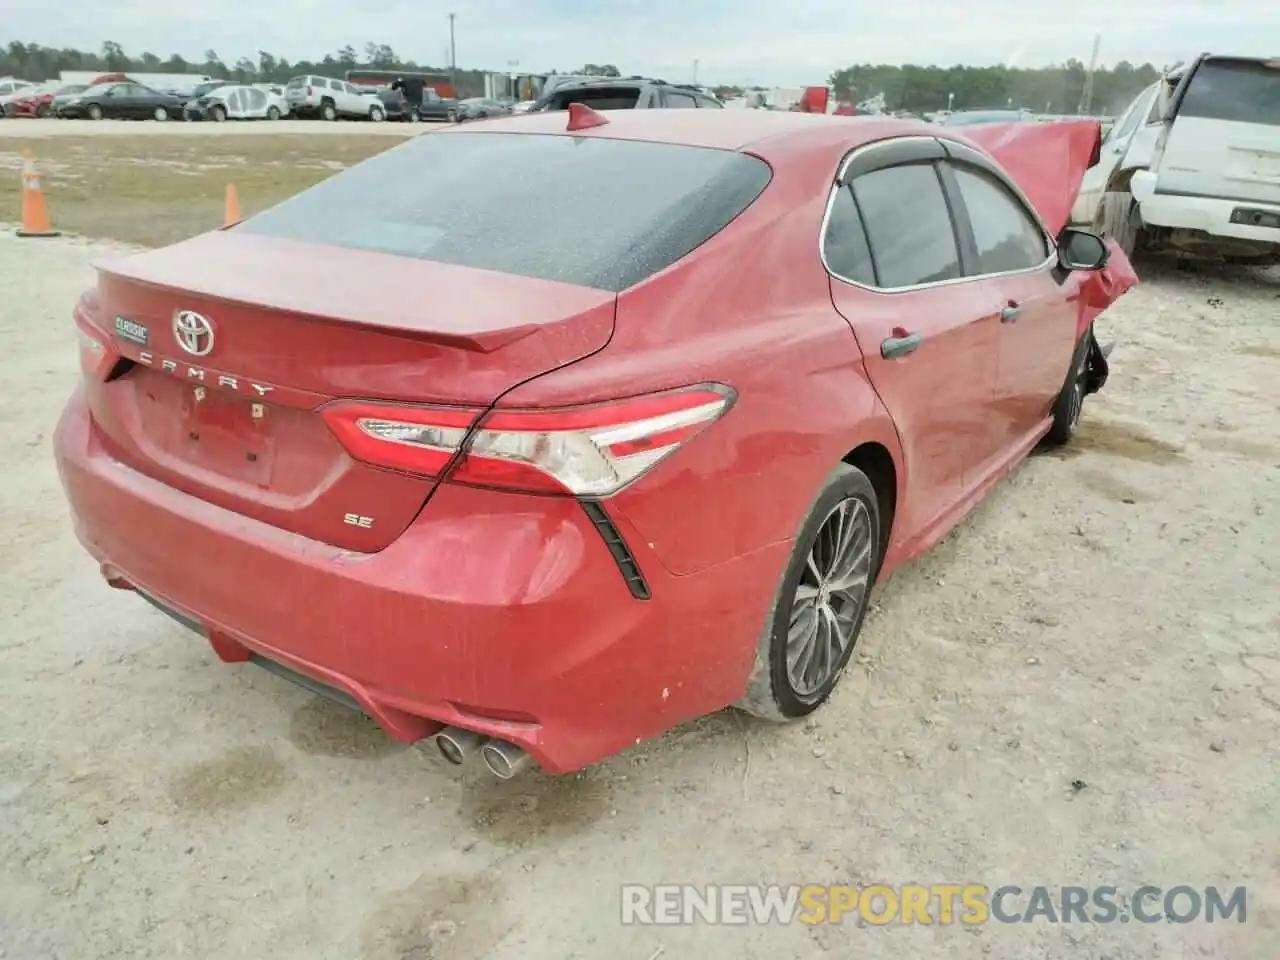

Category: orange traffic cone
[223, 183, 241, 226]
[17, 149, 60, 238]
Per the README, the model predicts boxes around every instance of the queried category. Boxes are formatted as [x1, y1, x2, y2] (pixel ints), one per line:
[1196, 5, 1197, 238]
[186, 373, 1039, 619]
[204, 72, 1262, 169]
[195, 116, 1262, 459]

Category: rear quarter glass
[236, 132, 772, 292]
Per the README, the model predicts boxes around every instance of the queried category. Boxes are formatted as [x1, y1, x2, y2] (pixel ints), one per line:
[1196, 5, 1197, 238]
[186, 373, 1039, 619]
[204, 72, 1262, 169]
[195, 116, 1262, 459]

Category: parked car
[184, 84, 289, 121]
[531, 77, 725, 111]
[0, 77, 37, 113]
[1074, 54, 1280, 263]
[284, 75, 384, 121]
[53, 111, 1135, 779]
[55, 82, 185, 120]
[47, 84, 92, 117]
[939, 108, 1039, 127]
[454, 97, 512, 121]
[415, 87, 459, 122]
[3, 81, 87, 118]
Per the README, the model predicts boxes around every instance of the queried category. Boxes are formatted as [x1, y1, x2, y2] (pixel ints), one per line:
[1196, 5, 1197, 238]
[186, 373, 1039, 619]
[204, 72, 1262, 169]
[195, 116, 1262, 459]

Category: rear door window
[1179, 58, 1280, 126]
[665, 91, 697, 108]
[239, 132, 772, 292]
[1112, 85, 1157, 141]
[849, 164, 963, 288]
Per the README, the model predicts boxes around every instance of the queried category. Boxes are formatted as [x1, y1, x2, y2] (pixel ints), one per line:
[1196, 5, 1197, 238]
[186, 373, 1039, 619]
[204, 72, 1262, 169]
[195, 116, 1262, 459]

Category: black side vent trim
[580, 500, 652, 600]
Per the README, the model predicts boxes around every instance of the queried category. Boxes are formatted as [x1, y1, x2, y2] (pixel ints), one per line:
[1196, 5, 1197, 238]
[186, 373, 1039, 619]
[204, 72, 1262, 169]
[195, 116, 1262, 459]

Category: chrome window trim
[819, 135, 1060, 294]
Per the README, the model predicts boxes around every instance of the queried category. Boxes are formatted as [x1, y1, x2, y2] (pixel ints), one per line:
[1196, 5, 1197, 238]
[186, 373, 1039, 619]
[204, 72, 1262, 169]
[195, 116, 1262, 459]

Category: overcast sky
[10, 0, 1278, 86]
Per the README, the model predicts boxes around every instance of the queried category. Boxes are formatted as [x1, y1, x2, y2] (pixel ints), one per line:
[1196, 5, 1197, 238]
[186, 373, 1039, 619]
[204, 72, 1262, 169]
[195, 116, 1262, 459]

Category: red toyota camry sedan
[54, 107, 1137, 778]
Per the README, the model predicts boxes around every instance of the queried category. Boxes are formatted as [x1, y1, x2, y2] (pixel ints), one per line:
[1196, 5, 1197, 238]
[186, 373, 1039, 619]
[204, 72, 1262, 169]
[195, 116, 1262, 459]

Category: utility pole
[448, 12, 456, 85]
[1079, 32, 1101, 115]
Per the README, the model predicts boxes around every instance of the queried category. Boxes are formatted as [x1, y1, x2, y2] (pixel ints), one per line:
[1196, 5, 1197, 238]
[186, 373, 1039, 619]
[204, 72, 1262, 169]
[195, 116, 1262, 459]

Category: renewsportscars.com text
[620, 884, 1247, 926]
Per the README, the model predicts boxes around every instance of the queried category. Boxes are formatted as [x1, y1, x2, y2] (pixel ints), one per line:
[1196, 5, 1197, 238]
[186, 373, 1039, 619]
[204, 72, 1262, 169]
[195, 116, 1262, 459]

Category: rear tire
[266, 105, 281, 120]
[36, 104, 51, 118]
[1097, 190, 1139, 256]
[738, 463, 882, 721]
[1045, 324, 1094, 446]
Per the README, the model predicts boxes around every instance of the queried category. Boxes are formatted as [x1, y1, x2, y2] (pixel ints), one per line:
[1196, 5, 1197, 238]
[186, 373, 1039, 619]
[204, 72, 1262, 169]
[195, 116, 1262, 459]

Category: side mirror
[1057, 228, 1110, 271]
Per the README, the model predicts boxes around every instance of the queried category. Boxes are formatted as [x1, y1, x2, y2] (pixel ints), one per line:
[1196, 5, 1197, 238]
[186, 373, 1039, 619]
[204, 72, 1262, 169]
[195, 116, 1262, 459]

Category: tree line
[2, 39, 1161, 114]
[0, 40, 500, 97]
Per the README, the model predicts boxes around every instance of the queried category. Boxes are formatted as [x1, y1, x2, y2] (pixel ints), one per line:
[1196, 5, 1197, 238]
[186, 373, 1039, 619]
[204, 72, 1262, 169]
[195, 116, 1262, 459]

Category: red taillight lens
[73, 306, 120, 380]
[321, 384, 735, 496]
[320, 402, 480, 478]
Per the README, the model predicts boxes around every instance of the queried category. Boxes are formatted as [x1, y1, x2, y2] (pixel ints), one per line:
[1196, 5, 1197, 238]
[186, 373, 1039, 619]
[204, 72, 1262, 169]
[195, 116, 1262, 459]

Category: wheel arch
[842, 441, 898, 563]
[1104, 164, 1147, 195]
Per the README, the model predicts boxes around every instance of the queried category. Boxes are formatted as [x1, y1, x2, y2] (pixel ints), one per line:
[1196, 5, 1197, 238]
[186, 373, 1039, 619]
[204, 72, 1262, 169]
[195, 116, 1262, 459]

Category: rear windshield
[285, 77, 307, 88]
[1179, 59, 1280, 126]
[548, 86, 642, 110]
[238, 132, 772, 292]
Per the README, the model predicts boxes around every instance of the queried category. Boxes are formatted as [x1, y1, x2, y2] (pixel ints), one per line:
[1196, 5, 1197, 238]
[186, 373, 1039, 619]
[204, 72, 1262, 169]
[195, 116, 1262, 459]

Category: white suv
[1074, 55, 1280, 263]
[0, 78, 36, 108]
[284, 76, 384, 122]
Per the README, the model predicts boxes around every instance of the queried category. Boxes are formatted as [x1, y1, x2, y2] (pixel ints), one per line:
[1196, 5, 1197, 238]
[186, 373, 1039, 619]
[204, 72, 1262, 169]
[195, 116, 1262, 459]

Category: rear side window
[850, 164, 962, 288]
[949, 165, 1049, 275]
[239, 132, 771, 292]
[666, 91, 697, 108]
[1179, 59, 1280, 126]
[549, 87, 641, 110]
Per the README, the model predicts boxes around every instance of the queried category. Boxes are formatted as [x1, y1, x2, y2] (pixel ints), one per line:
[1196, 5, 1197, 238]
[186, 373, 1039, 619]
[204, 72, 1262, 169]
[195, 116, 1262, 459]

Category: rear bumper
[53, 389, 785, 773]
[1133, 172, 1280, 244]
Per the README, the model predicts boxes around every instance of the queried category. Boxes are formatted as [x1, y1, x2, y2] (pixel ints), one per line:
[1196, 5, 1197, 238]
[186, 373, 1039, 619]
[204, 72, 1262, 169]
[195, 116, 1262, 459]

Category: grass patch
[1, 134, 402, 247]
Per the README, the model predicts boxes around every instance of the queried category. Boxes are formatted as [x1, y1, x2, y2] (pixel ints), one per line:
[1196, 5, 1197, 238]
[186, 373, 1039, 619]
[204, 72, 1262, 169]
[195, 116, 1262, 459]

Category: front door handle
[881, 332, 922, 359]
[1000, 304, 1021, 323]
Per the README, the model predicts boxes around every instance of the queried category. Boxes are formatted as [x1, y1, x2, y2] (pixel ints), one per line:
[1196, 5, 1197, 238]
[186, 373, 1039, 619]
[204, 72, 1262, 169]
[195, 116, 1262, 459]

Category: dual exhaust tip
[435, 726, 530, 779]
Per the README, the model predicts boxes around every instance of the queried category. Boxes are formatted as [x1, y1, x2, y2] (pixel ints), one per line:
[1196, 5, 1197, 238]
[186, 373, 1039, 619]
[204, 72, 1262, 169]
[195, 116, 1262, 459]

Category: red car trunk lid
[81, 232, 616, 552]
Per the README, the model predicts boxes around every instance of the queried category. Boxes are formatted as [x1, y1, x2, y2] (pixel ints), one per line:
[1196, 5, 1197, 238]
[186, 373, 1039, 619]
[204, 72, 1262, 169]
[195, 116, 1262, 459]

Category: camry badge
[173, 310, 215, 357]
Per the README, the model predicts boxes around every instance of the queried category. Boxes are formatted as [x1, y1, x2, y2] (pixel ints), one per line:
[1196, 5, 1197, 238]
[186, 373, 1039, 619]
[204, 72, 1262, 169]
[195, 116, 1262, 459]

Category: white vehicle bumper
[1132, 171, 1280, 244]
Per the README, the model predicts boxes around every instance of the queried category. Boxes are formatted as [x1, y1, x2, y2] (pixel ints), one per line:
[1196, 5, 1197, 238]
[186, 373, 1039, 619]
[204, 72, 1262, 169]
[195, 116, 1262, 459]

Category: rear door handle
[1000, 304, 1021, 323]
[880, 332, 922, 359]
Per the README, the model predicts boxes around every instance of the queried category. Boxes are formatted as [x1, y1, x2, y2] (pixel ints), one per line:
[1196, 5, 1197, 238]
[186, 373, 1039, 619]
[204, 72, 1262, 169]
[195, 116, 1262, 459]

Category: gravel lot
[1, 230, 1277, 959]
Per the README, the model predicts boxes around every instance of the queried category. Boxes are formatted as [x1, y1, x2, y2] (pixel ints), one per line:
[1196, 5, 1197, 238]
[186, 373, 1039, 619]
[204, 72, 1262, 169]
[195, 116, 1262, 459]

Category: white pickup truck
[284, 75, 385, 122]
[1073, 55, 1280, 264]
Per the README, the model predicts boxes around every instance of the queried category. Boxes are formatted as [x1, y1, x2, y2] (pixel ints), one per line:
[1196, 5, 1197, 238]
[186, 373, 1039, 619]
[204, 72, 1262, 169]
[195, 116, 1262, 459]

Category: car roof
[445, 108, 932, 156]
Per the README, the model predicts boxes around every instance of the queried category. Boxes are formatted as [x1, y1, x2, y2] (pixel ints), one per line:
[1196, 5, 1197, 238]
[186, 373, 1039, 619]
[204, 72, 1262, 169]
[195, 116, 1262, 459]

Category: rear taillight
[307, 85, 313, 97]
[72, 307, 120, 380]
[321, 384, 735, 496]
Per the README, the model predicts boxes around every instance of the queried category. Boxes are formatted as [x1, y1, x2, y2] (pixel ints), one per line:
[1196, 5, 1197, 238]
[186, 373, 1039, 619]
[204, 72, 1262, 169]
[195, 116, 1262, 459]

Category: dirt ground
[0, 124, 416, 246]
[2, 169, 1280, 956]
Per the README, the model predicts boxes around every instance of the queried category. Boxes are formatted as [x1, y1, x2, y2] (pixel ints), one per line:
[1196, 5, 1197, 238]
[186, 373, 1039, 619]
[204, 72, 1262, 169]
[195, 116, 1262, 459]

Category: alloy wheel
[786, 497, 874, 699]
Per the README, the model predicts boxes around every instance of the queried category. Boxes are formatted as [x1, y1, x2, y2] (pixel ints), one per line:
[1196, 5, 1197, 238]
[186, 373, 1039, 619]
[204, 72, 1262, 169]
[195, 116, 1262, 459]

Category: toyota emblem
[173, 310, 215, 356]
